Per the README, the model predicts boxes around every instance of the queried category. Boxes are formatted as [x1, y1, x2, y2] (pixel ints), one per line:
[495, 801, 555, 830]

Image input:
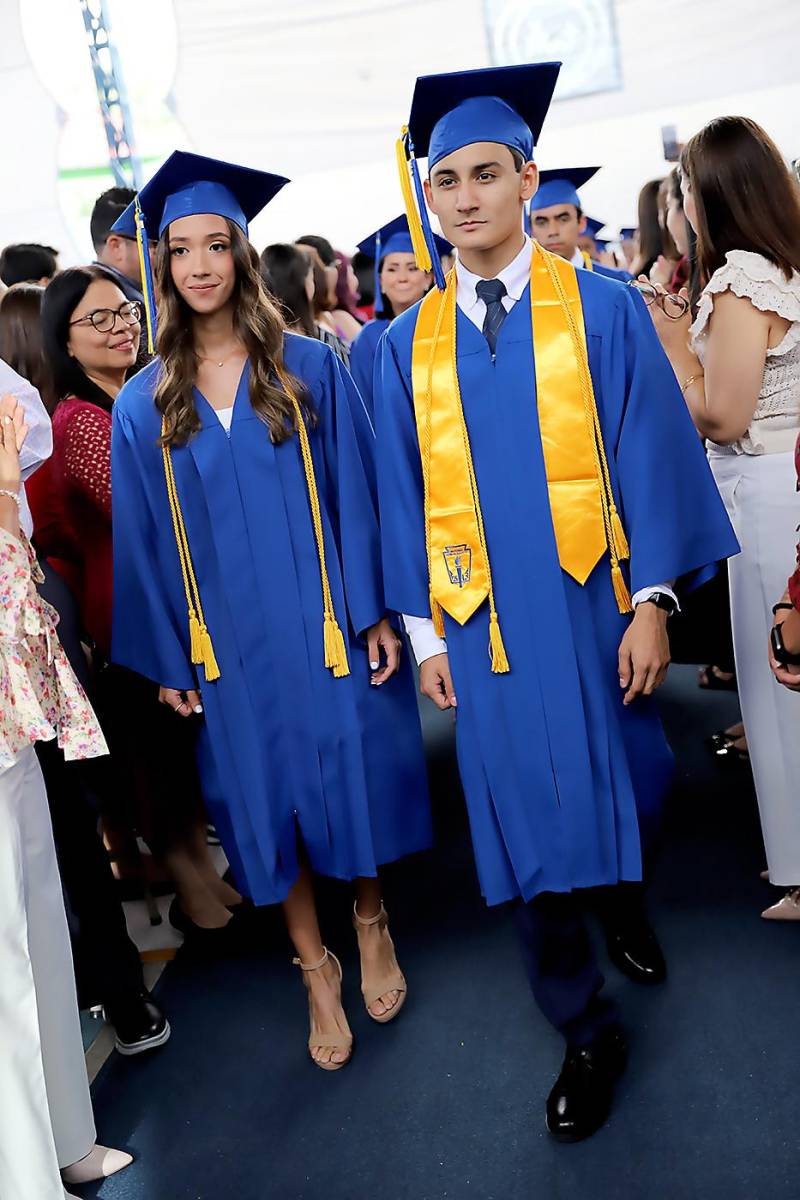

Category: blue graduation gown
[375, 268, 738, 907]
[111, 333, 431, 905]
[348, 318, 390, 421]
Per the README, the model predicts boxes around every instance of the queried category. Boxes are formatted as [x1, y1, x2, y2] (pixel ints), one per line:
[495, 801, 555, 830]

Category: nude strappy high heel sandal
[292, 948, 353, 1071]
[353, 902, 407, 1024]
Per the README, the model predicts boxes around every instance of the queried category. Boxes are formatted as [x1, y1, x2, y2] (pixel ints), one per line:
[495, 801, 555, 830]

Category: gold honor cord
[410, 243, 632, 674]
[160, 368, 351, 684]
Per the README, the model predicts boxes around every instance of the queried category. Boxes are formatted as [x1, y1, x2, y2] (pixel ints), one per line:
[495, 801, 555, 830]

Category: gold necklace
[195, 347, 241, 368]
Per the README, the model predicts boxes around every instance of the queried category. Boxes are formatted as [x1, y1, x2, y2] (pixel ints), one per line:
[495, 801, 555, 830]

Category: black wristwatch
[640, 593, 678, 617]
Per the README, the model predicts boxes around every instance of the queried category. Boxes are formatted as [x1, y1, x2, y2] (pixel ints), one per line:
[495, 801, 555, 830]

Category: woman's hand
[638, 278, 695, 362]
[367, 618, 402, 685]
[648, 255, 677, 288]
[0, 394, 29, 494]
[159, 686, 203, 717]
[769, 596, 800, 691]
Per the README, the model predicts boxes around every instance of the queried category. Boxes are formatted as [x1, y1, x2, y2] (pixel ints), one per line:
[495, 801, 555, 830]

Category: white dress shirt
[0, 358, 53, 537]
[401, 239, 676, 665]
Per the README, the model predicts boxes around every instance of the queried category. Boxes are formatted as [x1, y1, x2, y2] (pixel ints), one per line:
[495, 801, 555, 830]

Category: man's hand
[769, 598, 800, 691]
[419, 652, 457, 711]
[618, 603, 671, 706]
[367, 617, 402, 685]
[159, 686, 203, 717]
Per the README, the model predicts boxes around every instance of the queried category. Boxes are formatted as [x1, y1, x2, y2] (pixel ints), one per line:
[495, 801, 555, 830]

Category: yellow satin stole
[410, 241, 631, 674]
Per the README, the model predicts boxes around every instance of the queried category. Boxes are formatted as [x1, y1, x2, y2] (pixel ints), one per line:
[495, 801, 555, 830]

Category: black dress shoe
[104, 990, 171, 1057]
[605, 919, 667, 985]
[546, 1027, 627, 1142]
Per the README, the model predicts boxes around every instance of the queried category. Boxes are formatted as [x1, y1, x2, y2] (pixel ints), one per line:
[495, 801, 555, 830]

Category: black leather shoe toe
[546, 1028, 627, 1143]
[606, 921, 667, 985]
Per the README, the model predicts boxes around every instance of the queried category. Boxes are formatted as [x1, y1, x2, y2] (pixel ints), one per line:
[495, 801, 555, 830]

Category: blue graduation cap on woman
[357, 216, 452, 316]
[396, 62, 561, 290]
[529, 166, 600, 213]
[620, 226, 637, 241]
[111, 150, 290, 351]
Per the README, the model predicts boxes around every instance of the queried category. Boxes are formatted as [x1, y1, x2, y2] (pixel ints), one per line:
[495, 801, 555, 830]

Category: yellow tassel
[198, 624, 221, 682]
[323, 613, 350, 678]
[611, 562, 633, 614]
[395, 128, 432, 272]
[431, 594, 445, 639]
[488, 611, 511, 674]
[188, 610, 203, 665]
[611, 507, 630, 562]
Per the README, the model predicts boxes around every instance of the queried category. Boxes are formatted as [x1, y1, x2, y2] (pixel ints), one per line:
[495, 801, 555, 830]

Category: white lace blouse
[689, 250, 800, 456]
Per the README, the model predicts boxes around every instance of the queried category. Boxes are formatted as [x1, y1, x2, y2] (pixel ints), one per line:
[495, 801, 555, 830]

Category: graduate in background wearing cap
[375, 63, 738, 1140]
[110, 151, 432, 1072]
[349, 216, 450, 419]
[529, 167, 632, 281]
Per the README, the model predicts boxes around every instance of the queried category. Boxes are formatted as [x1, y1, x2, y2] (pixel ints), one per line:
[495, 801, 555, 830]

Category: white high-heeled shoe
[61, 1143, 133, 1185]
[762, 888, 800, 920]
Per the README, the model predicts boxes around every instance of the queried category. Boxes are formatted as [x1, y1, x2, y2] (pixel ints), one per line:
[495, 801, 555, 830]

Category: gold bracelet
[680, 372, 704, 394]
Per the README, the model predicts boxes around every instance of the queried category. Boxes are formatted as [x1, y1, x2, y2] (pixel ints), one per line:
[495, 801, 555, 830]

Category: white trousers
[711, 451, 800, 885]
[0, 745, 95, 1200]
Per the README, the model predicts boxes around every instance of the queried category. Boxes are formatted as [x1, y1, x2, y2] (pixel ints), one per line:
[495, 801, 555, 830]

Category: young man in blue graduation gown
[529, 166, 633, 281]
[349, 216, 450, 419]
[109, 151, 432, 1070]
[375, 62, 738, 1139]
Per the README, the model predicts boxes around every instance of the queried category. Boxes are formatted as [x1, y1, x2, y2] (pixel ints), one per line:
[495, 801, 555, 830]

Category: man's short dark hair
[0, 243, 58, 287]
[90, 187, 137, 251]
[509, 147, 526, 173]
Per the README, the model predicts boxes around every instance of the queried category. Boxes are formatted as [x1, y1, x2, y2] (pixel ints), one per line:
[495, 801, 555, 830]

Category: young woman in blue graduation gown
[111, 177, 432, 1071]
[348, 222, 435, 419]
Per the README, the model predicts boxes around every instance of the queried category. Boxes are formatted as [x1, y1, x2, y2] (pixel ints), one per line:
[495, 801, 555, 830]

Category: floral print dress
[0, 525, 107, 773]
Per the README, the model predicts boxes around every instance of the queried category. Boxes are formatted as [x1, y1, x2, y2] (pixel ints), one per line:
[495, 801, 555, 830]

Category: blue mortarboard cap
[620, 226, 637, 241]
[111, 150, 289, 240]
[408, 63, 561, 170]
[595, 237, 611, 251]
[583, 215, 606, 240]
[530, 166, 601, 212]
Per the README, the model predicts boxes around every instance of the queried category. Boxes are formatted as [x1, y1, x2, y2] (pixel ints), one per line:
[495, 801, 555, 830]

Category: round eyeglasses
[629, 280, 689, 320]
[69, 300, 142, 333]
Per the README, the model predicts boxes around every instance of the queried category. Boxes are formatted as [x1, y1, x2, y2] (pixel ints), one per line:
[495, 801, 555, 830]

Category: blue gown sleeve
[348, 326, 376, 422]
[373, 323, 433, 618]
[312, 346, 385, 637]
[111, 406, 197, 691]
[611, 287, 740, 594]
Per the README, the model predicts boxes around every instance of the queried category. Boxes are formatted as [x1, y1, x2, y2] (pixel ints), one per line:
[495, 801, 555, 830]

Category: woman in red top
[41, 266, 242, 935]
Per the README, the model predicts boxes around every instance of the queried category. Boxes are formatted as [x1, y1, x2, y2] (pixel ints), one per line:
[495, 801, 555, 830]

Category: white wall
[2, 0, 799, 259]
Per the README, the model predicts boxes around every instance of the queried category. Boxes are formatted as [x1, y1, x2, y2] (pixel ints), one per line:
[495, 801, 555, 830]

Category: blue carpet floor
[84, 668, 799, 1200]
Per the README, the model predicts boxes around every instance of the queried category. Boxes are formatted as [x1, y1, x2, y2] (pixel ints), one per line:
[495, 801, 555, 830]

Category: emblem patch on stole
[443, 544, 472, 589]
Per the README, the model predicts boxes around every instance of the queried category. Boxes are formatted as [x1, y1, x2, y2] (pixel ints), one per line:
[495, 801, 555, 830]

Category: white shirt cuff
[631, 583, 680, 612]
[402, 615, 447, 665]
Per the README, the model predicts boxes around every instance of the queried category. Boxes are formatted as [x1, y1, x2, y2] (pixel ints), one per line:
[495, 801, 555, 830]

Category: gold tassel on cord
[395, 127, 433, 272]
[611, 563, 634, 614]
[189, 610, 203, 664]
[198, 624, 221, 682]
[430, 594, 445, 639]
[611, 507, 630, 562]
[488, 611, 510, 674]
[323, 614, 350, 678]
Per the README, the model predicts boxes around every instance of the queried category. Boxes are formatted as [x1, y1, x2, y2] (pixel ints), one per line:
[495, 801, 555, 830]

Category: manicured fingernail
[370, 661, 379, 670]
[194, 704, 203, 714]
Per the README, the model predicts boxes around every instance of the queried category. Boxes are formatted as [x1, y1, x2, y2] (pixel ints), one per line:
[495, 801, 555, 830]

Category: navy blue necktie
[475, 278, 508, 357]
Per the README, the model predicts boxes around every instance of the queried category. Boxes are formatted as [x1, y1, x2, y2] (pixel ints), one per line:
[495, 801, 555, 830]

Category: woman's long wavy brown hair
[681, 117, 800, 301]
[153, 220, 314, 446]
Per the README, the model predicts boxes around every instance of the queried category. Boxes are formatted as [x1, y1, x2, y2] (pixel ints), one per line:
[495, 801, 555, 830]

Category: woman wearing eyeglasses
[40, 267, 242, 956]
[645, 116, 800, 920]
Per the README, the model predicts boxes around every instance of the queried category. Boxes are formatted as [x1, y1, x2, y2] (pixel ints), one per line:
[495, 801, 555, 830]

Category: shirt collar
[456, 235, 533, 314]
[570, 247, 585, 268]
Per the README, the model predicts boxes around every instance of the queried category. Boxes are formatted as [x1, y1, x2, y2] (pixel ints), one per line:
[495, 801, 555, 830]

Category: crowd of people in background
[1, 60, 800, 1197]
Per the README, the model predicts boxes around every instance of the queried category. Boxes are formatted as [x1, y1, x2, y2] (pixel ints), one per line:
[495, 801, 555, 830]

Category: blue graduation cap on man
[395, 61, 560, 290]
[112, 150, 289, 351]
[528, 166, 632, 281]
